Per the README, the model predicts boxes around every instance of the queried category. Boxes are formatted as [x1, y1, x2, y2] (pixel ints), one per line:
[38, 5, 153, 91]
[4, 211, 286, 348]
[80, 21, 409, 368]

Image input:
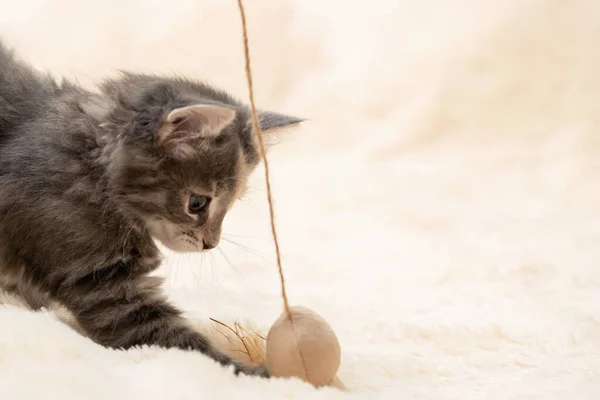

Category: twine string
[235, 0, 310, 382]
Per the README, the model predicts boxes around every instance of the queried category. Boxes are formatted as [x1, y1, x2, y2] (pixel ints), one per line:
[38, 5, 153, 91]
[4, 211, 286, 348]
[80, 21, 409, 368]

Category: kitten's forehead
[161, 139, 244, 196]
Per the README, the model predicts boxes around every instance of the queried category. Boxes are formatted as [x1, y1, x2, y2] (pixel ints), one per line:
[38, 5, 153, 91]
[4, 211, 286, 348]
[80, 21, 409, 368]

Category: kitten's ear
[258, 111, 304, 134]
[163, 104, 235, 141]
[252, 111, 304, 149]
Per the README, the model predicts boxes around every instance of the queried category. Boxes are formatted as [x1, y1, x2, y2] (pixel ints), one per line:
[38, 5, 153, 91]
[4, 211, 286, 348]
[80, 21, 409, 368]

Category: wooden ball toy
[265, 306, 343, 388]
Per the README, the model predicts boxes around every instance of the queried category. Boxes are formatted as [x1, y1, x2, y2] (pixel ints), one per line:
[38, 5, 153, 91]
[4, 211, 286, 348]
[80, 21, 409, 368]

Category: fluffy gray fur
[0, 40, 302, 377]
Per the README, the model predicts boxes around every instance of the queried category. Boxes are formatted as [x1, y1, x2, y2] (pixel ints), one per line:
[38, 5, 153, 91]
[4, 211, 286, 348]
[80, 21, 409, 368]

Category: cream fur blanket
[1, 1, 599, 399]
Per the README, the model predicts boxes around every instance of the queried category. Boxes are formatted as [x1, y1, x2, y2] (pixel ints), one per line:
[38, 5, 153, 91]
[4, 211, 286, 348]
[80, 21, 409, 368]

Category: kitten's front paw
[234, 363, 270, 378]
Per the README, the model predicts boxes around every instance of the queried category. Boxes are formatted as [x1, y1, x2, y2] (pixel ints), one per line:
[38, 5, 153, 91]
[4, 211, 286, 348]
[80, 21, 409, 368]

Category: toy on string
[214, 0, 347, 390]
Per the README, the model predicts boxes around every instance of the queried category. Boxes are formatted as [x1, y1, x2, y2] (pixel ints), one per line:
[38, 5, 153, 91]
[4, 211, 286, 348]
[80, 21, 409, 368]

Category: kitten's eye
[188, 195, 211, 214]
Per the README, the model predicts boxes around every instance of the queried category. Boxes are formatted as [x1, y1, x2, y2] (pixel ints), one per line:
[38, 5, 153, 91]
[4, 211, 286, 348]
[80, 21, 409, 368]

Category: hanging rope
[235, 0, 310, 381]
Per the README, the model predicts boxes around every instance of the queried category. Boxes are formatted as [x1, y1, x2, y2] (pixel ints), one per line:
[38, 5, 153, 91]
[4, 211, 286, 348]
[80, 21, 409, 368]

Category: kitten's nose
[202, 239, 216, 250]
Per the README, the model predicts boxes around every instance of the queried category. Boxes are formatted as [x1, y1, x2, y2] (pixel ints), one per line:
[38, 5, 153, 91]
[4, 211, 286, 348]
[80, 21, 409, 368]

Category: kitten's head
[91, 74, 302, 252]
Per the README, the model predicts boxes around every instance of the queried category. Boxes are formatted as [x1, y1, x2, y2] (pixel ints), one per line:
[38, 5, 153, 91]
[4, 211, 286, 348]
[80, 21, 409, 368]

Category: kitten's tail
[0, 40, 57, 134]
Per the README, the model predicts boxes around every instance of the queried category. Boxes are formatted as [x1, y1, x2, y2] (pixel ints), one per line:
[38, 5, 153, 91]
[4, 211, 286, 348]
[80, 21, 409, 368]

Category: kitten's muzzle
[202, 238, 217, 250]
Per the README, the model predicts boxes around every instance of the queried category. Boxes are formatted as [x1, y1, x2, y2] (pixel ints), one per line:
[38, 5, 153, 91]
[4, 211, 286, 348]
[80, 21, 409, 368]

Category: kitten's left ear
[258, 111, 304, 134]
[258, 111, 304, 135]
[252, 111, 304, 149]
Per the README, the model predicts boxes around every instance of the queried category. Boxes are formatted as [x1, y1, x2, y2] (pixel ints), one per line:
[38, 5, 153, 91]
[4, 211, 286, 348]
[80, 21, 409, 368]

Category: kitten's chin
[145, 220, 204, 253]
[152, 233, 203, 253]
[158, 239, 202, 253]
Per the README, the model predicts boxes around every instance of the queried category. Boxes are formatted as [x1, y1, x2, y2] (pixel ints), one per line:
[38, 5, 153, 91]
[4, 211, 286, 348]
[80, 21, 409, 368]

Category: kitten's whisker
[221, 237, 271, 257]
[216, 246, 240, 275]
[191, 255, 201, 293]
[164, 261, 173, 288]
[169, 252, 180, 285]
[209, 251, 219, 295]
[200, 252, 206, 277]
[223, 233, 259, 240]
[220, 238, 273, 263]
[202, 252, 214, 292]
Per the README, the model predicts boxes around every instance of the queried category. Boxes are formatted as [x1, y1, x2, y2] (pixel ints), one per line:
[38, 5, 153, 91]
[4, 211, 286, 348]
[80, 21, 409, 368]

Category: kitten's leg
[56, 267, 268, 377]
[0, 263, 51, 310]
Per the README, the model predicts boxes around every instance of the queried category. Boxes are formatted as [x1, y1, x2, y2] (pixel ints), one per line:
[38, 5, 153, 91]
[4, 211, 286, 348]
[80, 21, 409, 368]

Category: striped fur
[0, 40, 301, 377]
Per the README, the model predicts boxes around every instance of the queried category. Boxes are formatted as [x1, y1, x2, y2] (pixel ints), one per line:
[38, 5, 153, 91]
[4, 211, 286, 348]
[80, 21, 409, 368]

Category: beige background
[0, 0, 599, 398]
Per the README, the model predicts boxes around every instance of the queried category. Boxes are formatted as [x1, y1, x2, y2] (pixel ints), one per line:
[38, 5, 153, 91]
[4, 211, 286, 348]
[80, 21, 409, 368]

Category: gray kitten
[0, 40, 302, 377]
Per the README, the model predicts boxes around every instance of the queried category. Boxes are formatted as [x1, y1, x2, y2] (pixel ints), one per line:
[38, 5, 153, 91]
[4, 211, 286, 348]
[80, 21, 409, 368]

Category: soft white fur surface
[1, 0, 600, 399]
